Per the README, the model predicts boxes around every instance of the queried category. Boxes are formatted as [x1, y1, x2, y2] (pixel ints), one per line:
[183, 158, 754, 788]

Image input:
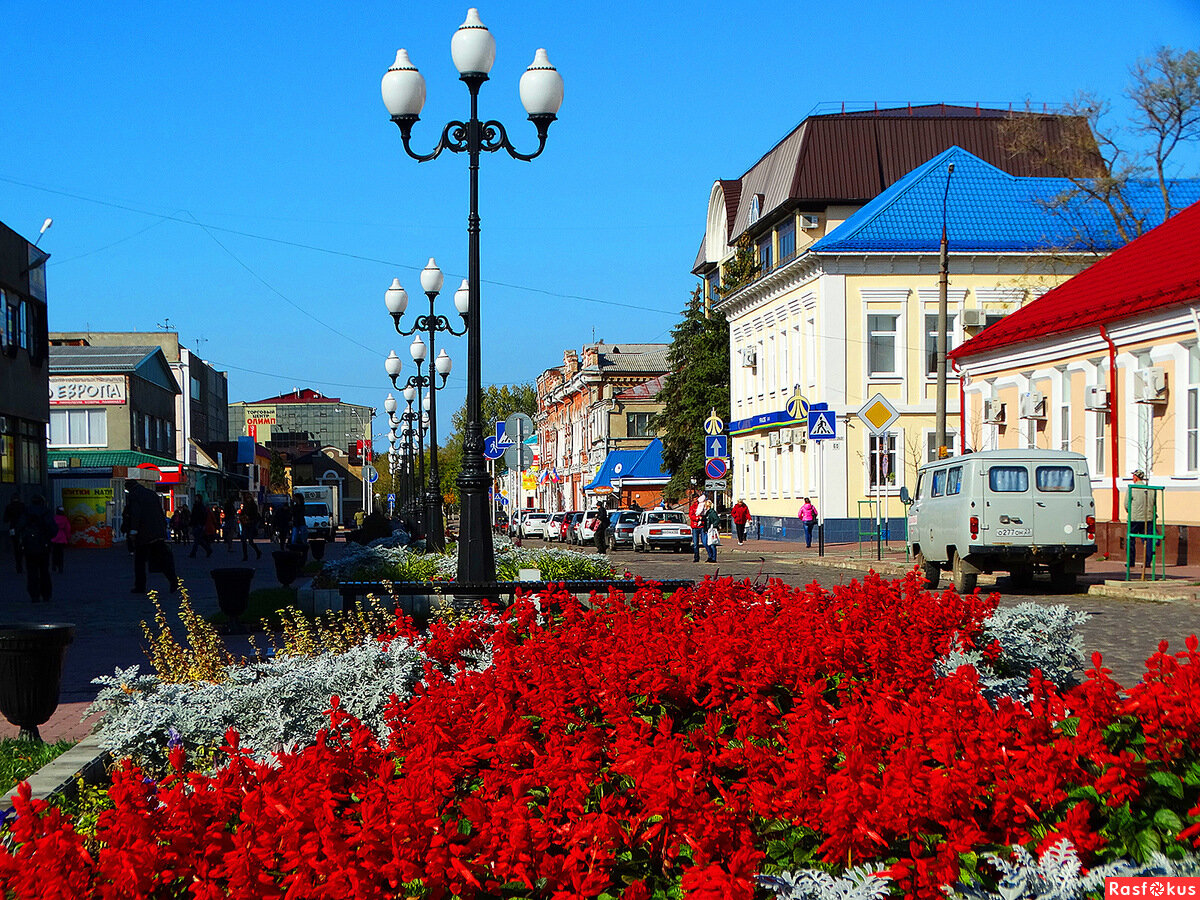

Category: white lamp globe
[450, 8, 495, 76]
[384, 393, 397, 414]
[410, 335, 427, 363]
[519, 49, 564, 116]
[403, 385, 416, 403]
[385, 278, 409, 316]
[381, 49, 427, 117]
[420, 258, 444, 294]
[422, 412, 430, 427]
[390, 414, 401, 428]
[422, 394, 431, 412]
[385, 350, 402, 377]
[454, 278, 470, 315]
[435, 349, 452, 376]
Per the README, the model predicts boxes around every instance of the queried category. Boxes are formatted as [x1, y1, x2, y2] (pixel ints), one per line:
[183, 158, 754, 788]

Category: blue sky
[3, 1, 1198, 441]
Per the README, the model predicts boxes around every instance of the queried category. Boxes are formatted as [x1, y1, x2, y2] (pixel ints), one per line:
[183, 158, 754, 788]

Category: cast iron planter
[307, 538, 326, 561]
[272, 550, 305, 587]
[210, 567, 255, 626]
[0, 623, 76, 742]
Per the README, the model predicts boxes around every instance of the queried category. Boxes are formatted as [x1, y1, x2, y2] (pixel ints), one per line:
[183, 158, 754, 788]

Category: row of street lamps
[377, 8, 563, 591]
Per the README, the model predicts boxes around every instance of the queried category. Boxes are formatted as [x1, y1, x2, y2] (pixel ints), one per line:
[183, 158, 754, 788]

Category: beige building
[952, 199, 1200, 540]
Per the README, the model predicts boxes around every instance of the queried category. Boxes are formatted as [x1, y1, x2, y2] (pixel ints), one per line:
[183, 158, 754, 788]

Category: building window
[190, 376, 202, 400]
[1060, 404, 1071, 453]
[868, 433, 897, 488]
[805, 317, 816, 386]
[867, 314, 899, 376]
[757, 235, 772, 272]
[3, 292, 17, 351]
[17, 300, 28, 350]
[50, 409, 108, 447]
[1095, 411, 1107, 476]
[925, 430, 958, 461]
[778, 220, 796, 262]
[0, 433, 14, 483]
[626, 412, 652, 437]
[1188, 345, 1200, 471]
[924, 313, 956, 376]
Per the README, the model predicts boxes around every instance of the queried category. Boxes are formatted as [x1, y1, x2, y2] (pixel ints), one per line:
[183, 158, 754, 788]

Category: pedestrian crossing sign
[808, 410, 837, 441]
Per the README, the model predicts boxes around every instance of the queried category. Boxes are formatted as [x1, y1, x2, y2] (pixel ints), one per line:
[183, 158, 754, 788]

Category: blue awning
[582, 439, 668, 492]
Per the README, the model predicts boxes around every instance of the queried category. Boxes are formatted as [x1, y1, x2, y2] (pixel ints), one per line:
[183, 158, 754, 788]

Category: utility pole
[934, 163, 955, 456]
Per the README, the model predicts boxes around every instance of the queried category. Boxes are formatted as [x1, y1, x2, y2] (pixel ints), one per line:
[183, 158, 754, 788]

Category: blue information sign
[705, 434, 728, 458]
[808, 410, 837, 441]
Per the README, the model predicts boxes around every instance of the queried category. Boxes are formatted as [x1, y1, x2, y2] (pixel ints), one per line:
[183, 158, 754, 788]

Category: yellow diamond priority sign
[857, 393, 900, 435]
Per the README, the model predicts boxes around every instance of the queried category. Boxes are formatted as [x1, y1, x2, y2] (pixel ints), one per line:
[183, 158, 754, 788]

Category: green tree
[654, 237, 758, 499]
[267, 450, 289, 493]
[438, 383, 537, 501]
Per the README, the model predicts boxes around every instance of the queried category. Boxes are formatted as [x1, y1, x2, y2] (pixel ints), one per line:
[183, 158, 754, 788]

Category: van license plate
[995, 527, 1032, 537]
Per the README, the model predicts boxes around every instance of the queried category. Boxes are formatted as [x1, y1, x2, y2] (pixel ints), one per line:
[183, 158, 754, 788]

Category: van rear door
[1031, 462, 1091, 547]
[980, 462, 1036, 547]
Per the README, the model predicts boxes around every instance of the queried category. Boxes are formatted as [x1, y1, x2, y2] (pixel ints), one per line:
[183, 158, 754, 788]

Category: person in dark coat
[3, 494, 26, 574]
[18, 495, 55, 602]
[123, 480, 179, 594]
[223, 496, 239, 551]
[238, 493, 262, 561]
[592, 502, 609, 553]
[188, 495, 214, 558]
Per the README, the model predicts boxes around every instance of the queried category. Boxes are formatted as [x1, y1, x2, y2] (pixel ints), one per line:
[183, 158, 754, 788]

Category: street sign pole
[818, 440, 825, 557]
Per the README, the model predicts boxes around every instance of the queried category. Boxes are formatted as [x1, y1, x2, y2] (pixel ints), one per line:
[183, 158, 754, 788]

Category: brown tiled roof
[721, 105, 1101, 244]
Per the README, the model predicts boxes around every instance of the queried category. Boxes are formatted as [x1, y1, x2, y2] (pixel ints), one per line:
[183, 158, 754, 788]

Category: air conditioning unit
[51, 459, 68, 469]
[1085, 385, 1109, 410]
[961, 309, 987, 328]
[742, 347, 757, 368]
[800, 214, 820, 230]
[1019, 390, 1046, 420]
[982, 399, 1005, 425]
[780, 429, 793, 445]
[795, 433, 807, 449]
[768, 431, 782, 448]
[1133, 366, 1168, 403]
[746, 439, 760, 455]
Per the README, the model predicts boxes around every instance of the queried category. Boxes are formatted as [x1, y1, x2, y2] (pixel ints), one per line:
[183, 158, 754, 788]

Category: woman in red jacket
[730, 499, 751, 545]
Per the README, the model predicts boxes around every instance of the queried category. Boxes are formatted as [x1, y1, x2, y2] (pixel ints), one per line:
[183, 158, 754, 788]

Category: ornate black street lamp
[381, 8, 563, 588]
[386, 259, 464, 553]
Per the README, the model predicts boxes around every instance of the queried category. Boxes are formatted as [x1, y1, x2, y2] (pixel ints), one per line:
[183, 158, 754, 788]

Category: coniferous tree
[654, 237, 758, 500]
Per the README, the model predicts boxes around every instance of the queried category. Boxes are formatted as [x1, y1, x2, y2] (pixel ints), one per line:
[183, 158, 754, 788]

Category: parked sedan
[520, 512, 553, 540]
[632, 509, 693, 553]
[546, 512, 567, 542]
[566, 512, 586, 544]
[558, 511, 580, 542]
[606, 510, 640, 551]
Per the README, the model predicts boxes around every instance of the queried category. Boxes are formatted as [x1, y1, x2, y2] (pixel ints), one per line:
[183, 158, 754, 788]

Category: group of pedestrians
[3, 493, 68, 603]
[688, 493, 721, 563]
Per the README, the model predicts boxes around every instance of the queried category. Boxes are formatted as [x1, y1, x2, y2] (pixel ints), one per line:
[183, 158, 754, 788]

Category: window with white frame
[49, 409, 108, 447]
[766, 333, 776, 396]
[1095, 411, 1107, 476]
[924, 430, 958, 462]
[778, 329, 788, 393]
[867, 314, 899, 377]
[1059, 404, 1070, 452]
[924, 313, 957, 376]
[868, 433, 898, 488]
[805, 316, 816, 385]
[757, 339, 765, 396]
[1188, 345, 1200, 471]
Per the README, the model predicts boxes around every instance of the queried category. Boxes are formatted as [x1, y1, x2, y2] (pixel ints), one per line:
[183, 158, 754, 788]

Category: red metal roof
[253, 388, 341, 404]
[952, 200, 1200, 360]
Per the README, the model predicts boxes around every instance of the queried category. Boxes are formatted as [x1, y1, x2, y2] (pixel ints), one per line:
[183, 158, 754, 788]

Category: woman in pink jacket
[51, 505, 71, 573]
[797, 497, 817, 549]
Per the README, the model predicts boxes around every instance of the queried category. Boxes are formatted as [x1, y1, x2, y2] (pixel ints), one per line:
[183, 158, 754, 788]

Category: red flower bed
[2, 573, 1198, 899]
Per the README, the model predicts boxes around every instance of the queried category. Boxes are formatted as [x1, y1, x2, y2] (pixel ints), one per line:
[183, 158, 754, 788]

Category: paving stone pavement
[0, 533, 1196, 745]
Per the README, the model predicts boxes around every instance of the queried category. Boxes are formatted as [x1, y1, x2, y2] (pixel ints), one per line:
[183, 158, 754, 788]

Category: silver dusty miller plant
[937, 602, 1089, 702]
[947, 839, 1200, 900]
[759, 865, 892, 900]
[88, 633, 493, 770]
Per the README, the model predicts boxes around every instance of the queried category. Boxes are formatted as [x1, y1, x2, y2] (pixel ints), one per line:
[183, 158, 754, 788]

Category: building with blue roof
[708, 143, 1199, 543]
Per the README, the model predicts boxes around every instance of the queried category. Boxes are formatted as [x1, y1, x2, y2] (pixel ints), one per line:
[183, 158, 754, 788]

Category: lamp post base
[456, 429, 495, 601]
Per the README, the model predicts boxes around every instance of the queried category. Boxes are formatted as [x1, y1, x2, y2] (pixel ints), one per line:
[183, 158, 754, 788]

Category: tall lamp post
[386, 260, 465, 553]
[934, 162, 956, 456]
[381, 8, 563, 588]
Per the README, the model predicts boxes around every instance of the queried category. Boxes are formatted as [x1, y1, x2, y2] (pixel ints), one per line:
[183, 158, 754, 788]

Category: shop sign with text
[49, 375, 126, 406]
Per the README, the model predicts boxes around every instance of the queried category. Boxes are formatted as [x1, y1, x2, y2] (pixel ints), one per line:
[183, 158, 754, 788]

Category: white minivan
[907, 449, 1097, 593]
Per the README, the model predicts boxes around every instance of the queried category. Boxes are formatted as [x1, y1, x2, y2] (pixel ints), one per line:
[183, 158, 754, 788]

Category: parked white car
[632, 509, 692, 553]
[546, 512, 567, 542]
[577, 508, 605, 543]
[520, 512, 553, 540]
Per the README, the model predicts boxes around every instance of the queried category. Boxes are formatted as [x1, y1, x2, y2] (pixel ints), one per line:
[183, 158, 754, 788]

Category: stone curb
[4, 732, 111, 808]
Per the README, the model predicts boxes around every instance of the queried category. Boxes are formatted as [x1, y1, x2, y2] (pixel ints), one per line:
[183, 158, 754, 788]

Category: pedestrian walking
[189, 496, 214, 558]
[17, 495, 54, 603]
[798, 497, 818, 548]
[239, 493, 262, 561]
[592, 502, 609, 554]
[1127, 469, 1157, 574]
[703, 499, 719, 563]
[223, 497, 238, 551]
[731, 499, 750, 545]
[3, 493, 26, 574]
[123, 480, 179, 594]
[51, 505, 71, 573]
[273, 502, 292, 547]
[289, 493, 309, 555]
[688, 492, 706, 562]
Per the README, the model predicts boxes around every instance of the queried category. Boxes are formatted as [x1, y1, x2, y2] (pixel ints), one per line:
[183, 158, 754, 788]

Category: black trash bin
[210, 567, 255, 626]
[0, 623, 76, 742]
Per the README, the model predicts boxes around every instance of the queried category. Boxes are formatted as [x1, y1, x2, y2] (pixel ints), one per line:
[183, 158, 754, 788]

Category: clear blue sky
[3, 1, 1198, 441]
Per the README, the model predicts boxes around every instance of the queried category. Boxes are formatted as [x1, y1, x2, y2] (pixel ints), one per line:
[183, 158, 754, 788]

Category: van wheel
[952, 552, 977, 594]
[1049, 564, 1077, 592]
[915, 551, 940, 589]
